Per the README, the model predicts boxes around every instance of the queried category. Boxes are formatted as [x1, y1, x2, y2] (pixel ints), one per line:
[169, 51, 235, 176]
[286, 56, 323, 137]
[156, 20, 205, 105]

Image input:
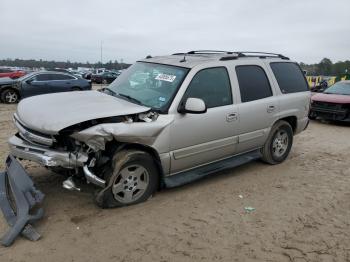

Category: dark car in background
[309, 80, 350, 122]
[0, 68, 27, 79]
[0, 71, 91, 103]
[91, 71, 120, 84]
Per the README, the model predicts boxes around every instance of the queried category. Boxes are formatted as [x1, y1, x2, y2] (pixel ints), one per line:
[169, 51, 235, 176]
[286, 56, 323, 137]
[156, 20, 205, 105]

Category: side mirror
[179, 97, 207, 114]
[26, 78, 34, 84]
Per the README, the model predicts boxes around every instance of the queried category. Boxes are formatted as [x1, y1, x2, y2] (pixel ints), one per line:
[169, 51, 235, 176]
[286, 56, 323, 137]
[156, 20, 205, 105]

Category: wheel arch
[276, 116, 297, 134]
[105, 140, 165, 189]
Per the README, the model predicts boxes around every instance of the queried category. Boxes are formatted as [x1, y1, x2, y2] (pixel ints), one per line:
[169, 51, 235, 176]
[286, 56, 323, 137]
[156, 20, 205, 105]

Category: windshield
[107, 62, 189, 111]
[17, 72, 37, 81]
[324, 81, 350, 95]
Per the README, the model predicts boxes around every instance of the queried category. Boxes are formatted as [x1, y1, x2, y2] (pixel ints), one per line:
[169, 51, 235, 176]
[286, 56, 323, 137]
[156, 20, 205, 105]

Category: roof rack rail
[172, 50, 234, 55]
[234, 51, 289, 60]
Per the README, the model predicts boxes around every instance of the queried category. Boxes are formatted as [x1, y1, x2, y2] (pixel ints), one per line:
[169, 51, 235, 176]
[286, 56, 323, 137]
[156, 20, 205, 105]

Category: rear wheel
[102, 79, 108, 85]
[71, 87, 81, 91]
[95, 149, 159, 208]
[261, 120, 293, 164]
[1, 89, 19, 103]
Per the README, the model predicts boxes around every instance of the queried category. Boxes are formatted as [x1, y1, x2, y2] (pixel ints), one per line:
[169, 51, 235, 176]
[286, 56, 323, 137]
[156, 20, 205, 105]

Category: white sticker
[159, 97, 166, 102]
[155, 73, 176, 82]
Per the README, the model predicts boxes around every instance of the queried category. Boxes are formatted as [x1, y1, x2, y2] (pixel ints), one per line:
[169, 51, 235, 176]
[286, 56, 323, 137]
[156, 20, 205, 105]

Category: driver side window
[183, 67, 233, 108]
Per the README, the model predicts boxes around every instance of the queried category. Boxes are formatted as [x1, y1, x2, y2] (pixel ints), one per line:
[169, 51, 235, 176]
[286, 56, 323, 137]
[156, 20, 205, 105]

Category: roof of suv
[139, 51, 292, 68]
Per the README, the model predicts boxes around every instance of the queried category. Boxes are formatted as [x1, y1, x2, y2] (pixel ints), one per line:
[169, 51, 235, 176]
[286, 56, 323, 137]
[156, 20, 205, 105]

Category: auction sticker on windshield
[155, 73, 176, 82]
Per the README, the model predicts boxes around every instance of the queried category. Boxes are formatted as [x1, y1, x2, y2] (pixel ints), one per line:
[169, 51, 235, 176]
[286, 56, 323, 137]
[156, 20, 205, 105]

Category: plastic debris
[244, 207, 255, 212]
[238, 195, 243, 199]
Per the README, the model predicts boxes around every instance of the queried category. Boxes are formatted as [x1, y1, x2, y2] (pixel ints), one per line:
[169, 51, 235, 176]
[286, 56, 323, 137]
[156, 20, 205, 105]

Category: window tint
[270, 62, 308, 93]
[50, 74, 74, 80]
[34, 74, 51, 81]
[184, 67, 232, 108]
[236, 65, 272, 102]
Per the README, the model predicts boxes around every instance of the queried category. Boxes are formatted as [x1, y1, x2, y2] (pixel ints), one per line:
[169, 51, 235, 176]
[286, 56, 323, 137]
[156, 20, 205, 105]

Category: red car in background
[0, 68, 26, 79]
[309, 80, 350, 122]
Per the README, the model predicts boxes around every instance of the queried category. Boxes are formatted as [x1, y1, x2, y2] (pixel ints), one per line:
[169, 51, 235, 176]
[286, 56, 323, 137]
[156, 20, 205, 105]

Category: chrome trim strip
[172, 136, 238, 160]
[13, 116, 54, 146]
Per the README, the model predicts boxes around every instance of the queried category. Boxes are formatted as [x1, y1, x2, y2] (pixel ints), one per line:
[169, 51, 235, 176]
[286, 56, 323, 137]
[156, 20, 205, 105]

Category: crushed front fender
[0, 155, 45, 247]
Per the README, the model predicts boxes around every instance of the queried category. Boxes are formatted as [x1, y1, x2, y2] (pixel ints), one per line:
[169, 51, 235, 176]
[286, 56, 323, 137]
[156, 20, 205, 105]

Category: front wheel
[1, 89, 19, 103]
[95, 149, 159, 208]
[261, 120, 293, 165]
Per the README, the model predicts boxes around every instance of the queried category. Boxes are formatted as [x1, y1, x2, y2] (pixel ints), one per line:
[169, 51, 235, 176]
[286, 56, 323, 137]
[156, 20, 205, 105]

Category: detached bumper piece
[0, 155, 44, 247]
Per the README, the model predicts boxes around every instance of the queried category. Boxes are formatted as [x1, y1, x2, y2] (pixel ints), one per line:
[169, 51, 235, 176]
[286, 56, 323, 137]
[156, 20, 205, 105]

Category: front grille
[312, 101, 343, 111]
[13, 116, 55, 147]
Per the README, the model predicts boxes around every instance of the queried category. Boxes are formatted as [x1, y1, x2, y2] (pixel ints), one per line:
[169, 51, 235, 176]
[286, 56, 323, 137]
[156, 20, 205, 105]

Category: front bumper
[0, 155, 44, 246]
[8, 135, 88, 168]
[310, 106, 350, 122]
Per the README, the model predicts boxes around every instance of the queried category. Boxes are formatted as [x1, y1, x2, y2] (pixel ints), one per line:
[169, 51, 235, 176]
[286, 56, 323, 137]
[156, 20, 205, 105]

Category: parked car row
[91, 71, 121, 84]
[0, 68, 27, 79]
[309, 80, 350, 122]
[0, 71, 91, 103]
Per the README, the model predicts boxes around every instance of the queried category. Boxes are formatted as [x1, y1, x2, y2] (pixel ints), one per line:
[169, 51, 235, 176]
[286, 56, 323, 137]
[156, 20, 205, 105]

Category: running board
[0, 155, 45, 247]
[164, 149, 262, 188]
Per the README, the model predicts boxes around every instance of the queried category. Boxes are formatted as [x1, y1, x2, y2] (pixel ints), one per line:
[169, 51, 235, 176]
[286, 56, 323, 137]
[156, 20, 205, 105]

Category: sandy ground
[0, 99, 350, 262]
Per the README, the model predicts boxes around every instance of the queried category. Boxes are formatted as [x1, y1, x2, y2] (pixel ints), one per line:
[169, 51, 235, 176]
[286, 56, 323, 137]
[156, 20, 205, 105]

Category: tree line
[300, 58, 350, 76]
[0, 58, 131, 70]
[0, 57, 349, 77]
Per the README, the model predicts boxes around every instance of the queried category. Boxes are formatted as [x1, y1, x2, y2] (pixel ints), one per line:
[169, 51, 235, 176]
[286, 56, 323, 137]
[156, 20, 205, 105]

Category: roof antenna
[180, 53, 186, 63]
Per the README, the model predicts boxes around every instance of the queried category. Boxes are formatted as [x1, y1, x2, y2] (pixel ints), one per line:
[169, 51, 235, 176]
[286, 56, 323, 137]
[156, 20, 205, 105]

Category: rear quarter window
[270, 62, 308, 93]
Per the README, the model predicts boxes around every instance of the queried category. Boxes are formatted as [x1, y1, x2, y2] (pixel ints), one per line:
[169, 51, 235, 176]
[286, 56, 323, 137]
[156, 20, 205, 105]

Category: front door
[170, 67, 239, 174]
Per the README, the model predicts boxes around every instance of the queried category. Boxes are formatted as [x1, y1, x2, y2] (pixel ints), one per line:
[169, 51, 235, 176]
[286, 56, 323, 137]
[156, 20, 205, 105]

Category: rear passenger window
[35, 74, 51, 81]
[184, 67, 232, 108]
[270, 62, 308, 93]
[51, 74, 75, 80]
[236, 65, 272, 102]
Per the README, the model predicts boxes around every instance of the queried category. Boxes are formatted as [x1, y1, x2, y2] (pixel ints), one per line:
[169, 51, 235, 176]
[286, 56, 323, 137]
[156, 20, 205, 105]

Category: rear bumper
[8, 135, 88, 168]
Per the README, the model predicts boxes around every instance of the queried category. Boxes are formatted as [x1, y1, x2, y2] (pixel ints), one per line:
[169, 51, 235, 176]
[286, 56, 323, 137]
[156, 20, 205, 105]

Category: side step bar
[164, 149, 262, 188]
[0, 155, 45, 247]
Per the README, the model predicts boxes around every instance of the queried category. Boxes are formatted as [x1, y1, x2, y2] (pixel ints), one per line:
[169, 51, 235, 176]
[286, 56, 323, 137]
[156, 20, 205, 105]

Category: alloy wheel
[112, 165, 149, 204]
[272, 129, 289, 158]
[5, 91, 18, 103]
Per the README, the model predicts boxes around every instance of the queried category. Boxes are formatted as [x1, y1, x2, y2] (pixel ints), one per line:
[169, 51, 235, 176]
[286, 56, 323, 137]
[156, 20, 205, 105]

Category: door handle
[267, 105, 276, 113]
[226, 112, 238, 122]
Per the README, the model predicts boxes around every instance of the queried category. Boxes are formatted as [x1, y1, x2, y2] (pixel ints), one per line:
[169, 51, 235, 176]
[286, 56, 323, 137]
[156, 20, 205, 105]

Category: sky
[0, 0, 349, 64]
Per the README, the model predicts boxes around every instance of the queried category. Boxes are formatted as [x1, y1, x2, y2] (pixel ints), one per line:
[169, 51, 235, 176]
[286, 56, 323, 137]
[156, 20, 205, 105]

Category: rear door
[47, 74, 76, 93]
[233, 63, 280, 152]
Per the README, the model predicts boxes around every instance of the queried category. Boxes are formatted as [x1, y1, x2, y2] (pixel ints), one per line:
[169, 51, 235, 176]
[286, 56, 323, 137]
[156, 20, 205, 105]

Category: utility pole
[100, 40, 103, 68]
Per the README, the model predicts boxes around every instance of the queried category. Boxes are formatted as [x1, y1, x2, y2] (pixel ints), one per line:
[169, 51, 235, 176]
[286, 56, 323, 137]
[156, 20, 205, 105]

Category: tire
[71, 87, 81, 91]
[1, 89, 19, 104]
[102, 79, 108, 85]
[95, 149, 159, 208]
[261, 120, 293, 165]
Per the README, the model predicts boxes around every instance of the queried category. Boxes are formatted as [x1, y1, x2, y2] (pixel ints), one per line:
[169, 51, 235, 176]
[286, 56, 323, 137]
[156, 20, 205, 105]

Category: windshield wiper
[117, 93, 143, 105]
[104, 87, 117, 96]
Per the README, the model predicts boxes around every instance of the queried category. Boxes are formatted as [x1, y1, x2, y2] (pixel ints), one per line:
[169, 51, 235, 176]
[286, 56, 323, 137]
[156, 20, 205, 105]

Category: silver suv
[8, 51, 310, 207]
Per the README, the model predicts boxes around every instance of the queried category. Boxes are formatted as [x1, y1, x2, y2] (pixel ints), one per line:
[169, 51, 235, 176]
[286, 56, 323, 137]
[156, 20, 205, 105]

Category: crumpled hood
[311, 93, 350, 104]
[16, 91, 150, 134]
